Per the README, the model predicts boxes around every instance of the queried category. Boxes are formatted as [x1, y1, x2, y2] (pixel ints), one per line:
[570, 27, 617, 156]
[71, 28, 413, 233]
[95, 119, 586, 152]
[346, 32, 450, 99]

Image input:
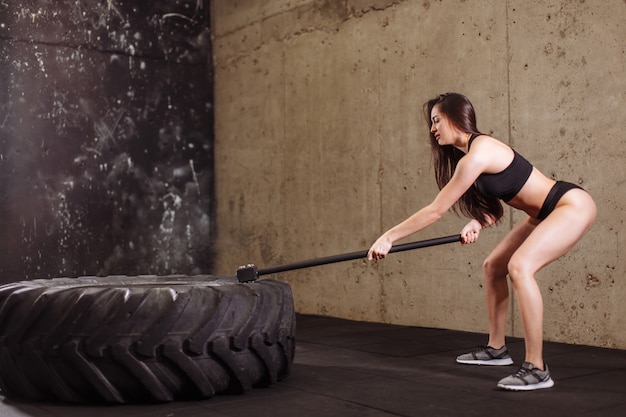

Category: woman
[367, 92, 596, 391]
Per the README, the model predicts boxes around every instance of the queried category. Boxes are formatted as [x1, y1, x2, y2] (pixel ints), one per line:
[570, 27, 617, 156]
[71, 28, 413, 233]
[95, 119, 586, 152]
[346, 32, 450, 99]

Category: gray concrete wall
[211, 0, 626, 349]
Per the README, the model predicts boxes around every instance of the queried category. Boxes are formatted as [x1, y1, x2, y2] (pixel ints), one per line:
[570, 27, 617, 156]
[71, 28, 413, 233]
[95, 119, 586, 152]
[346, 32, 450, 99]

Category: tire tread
[0, 275, 295, 403]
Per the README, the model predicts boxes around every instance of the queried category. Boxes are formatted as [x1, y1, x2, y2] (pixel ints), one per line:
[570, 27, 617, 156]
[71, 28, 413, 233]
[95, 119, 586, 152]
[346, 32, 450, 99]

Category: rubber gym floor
[1, 314, 624, 417]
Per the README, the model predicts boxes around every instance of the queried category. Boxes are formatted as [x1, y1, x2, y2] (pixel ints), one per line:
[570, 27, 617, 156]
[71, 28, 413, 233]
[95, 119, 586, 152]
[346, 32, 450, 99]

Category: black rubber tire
[0, 275, 296, 403]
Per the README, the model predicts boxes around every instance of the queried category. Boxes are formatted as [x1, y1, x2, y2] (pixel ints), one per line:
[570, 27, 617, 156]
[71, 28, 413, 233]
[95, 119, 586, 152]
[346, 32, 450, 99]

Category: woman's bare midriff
[505, 168, 556, 219]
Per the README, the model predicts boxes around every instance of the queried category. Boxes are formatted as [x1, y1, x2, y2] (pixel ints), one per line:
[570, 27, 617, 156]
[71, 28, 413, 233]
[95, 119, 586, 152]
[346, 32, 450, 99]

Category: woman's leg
[483, 218, 537, 349]
[507, 189, 596, 370]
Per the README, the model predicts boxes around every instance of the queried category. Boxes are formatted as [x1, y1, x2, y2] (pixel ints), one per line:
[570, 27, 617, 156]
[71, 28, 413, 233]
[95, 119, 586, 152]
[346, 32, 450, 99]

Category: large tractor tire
[0, 275, 296, 403]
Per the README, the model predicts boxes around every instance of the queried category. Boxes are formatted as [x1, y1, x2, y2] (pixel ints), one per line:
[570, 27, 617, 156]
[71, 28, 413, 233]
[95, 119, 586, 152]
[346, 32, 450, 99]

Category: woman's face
[430, 104, 455, 146]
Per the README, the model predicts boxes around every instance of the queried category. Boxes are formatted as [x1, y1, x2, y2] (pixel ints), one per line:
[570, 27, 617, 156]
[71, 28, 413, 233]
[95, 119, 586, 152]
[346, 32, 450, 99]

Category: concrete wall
[1, 1, 214, 280]
[211, 0, 626, 349]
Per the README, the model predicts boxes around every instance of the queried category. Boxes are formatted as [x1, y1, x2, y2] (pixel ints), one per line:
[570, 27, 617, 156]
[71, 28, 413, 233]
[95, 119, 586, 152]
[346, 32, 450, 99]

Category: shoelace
[512, 363, 540, 380]
[474, 345, 504, 358]
[469, 346, 490, 357]
[474, 345, 493, 353]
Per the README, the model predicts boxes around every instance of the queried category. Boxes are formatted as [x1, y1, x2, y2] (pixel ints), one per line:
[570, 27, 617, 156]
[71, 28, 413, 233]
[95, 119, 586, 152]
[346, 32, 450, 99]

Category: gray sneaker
[456, 345, 514, 366]
[497, 362, 555, 391]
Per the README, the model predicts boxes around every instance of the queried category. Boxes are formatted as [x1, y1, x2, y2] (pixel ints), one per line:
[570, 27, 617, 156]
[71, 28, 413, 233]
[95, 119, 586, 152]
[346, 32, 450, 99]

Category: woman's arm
[460, 219, 483, 244]
[460, 214, 497, 244]
[367, 154, 486, 260]
[367, 204, 444, 260]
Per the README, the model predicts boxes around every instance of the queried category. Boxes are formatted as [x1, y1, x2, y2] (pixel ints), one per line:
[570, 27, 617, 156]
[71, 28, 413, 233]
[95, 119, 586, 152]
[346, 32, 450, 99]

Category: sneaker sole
[497, 378, 555, 391]
[456, 358, 514, 366]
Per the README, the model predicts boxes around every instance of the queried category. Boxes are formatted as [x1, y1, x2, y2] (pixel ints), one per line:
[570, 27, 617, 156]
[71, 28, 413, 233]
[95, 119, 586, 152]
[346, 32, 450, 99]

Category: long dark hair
[424, 93, 503, 226]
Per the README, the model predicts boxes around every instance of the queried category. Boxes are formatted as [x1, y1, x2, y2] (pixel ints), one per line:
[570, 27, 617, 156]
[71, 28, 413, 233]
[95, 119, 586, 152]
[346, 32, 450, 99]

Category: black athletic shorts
[536, 181, 584, 220]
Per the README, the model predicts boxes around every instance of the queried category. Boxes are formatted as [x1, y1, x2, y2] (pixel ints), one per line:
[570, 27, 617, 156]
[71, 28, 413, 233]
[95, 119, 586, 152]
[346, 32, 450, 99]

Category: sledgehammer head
[236, 264, 258, 283]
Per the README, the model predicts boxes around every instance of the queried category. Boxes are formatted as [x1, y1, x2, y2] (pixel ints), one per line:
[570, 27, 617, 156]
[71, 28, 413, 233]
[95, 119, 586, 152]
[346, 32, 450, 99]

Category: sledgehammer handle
[257, 234, 461, 276]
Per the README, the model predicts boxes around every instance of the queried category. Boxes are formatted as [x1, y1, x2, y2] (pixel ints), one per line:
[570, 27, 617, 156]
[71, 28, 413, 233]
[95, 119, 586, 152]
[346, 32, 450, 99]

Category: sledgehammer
[236, 234, 461, 283]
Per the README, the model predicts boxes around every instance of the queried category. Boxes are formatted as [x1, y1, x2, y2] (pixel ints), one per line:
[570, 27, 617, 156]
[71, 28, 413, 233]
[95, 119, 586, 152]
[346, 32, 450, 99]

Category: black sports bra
[468, 134, 533, 202]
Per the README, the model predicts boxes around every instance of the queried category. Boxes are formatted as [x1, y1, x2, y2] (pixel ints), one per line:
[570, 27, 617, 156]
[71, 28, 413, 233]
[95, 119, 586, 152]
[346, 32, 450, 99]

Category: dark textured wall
[0, 1, 214, 281]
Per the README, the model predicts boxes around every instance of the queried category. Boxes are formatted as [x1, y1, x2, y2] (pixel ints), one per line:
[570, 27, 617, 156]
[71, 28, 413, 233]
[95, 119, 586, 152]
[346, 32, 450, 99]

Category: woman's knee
[483, 255, 507, 282]
[507, 254, 533, 284]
